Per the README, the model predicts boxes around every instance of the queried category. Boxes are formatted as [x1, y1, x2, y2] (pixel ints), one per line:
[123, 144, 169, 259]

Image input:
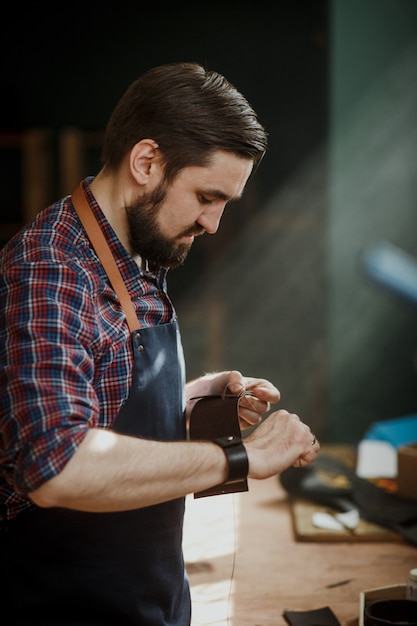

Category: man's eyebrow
[203, 188, 242, 202]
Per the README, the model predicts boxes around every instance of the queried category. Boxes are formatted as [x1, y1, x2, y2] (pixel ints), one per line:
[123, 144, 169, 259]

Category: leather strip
[189, 394, 249, 497]
[71, 183, 140, 333]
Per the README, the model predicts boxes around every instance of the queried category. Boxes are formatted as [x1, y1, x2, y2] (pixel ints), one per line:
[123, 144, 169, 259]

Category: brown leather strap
[189, 394, 249, 497]
[71, 183, 140, 332]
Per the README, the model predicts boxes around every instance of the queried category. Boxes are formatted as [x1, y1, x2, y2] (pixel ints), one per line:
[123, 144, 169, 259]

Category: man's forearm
[29, 428, 229, 512]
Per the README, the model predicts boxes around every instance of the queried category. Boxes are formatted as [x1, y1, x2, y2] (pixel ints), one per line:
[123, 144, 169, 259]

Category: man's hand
[244, 409, 320, 477]
[185, 369, 319, 479]
[185, 369, 280, 428]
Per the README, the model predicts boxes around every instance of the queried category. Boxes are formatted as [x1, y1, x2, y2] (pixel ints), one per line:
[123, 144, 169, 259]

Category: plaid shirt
[0, 179, 175, 520]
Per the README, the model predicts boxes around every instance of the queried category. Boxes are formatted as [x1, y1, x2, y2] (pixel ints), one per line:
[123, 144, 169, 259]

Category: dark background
[1, 0, 417, 443]
[0, 1, 328, 211]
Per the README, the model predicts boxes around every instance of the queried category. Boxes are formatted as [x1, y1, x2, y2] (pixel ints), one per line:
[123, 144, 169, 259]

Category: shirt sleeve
[0, 253, 101, 495]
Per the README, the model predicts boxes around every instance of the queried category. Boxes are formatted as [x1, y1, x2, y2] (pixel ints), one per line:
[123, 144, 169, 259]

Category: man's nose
[197, 204, 225, 235]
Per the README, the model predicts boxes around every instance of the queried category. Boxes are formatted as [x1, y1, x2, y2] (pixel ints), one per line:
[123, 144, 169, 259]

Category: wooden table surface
[183, 474, 417, 626]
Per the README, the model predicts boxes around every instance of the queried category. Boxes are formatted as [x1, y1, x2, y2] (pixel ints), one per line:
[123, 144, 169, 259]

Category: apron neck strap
[71, 182, 140, 333]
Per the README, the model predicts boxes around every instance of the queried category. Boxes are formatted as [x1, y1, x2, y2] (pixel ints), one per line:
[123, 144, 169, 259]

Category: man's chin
[168, 244, 192, 268]
[144, 243, 191, 269]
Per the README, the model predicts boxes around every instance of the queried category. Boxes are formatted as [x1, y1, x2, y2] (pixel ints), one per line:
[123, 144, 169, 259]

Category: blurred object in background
[362, 241, 417, 309]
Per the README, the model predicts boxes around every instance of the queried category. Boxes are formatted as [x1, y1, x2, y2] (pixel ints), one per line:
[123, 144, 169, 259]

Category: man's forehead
[186, 152, 253, 198]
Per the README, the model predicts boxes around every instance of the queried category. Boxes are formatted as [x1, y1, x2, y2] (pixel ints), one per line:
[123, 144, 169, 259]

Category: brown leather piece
[189, 394, 249, 497]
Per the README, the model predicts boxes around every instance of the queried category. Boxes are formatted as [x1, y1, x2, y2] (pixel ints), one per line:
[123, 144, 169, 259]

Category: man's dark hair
[101, 62, 267, 182]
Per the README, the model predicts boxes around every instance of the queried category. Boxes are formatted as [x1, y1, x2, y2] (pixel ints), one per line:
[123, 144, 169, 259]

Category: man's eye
[199, 195, 212, 205]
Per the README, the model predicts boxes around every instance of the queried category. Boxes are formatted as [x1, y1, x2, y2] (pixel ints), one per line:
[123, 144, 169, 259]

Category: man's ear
[130, 139, 160, 184]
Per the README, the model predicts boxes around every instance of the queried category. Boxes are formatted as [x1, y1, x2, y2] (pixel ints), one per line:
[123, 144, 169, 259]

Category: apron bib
[5, 322, 190, 626]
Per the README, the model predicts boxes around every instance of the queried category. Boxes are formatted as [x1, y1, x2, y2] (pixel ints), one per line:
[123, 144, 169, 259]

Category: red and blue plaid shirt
[0, 178, 175, 520]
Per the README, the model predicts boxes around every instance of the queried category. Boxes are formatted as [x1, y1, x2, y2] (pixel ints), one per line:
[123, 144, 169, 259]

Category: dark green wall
[327, 0, 417, 440]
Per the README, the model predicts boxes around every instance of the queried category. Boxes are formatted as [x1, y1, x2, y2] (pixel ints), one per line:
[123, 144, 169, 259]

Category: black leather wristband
[213, 434, 249, 484]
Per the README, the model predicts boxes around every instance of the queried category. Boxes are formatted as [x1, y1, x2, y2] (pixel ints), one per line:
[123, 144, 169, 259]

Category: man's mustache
[180, 224, 206, 238]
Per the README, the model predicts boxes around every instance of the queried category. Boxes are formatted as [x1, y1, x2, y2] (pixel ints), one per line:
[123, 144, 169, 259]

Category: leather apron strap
[71, 183, 140, 333]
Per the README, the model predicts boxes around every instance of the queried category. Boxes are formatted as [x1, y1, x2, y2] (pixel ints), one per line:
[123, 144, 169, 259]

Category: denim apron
[2, 186, 191, 625]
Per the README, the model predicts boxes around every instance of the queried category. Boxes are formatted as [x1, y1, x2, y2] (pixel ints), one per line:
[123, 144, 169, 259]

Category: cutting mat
[290, 498, 403, 542]
[288, 445, 403, 543]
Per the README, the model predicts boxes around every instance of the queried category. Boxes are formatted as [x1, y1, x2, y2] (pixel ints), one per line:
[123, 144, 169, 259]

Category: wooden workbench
[183, 475, 417, 626]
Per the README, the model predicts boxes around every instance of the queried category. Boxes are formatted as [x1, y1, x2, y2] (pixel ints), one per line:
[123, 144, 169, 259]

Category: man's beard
[125, 181, 203, 269]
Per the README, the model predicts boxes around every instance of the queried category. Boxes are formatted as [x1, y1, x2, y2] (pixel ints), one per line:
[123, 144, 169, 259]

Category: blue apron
[4, 321, 191, 625]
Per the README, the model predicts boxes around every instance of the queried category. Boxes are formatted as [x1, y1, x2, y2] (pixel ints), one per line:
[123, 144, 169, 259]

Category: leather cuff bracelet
[213, 435, 249, 484]
[189, 394, 249, 498]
